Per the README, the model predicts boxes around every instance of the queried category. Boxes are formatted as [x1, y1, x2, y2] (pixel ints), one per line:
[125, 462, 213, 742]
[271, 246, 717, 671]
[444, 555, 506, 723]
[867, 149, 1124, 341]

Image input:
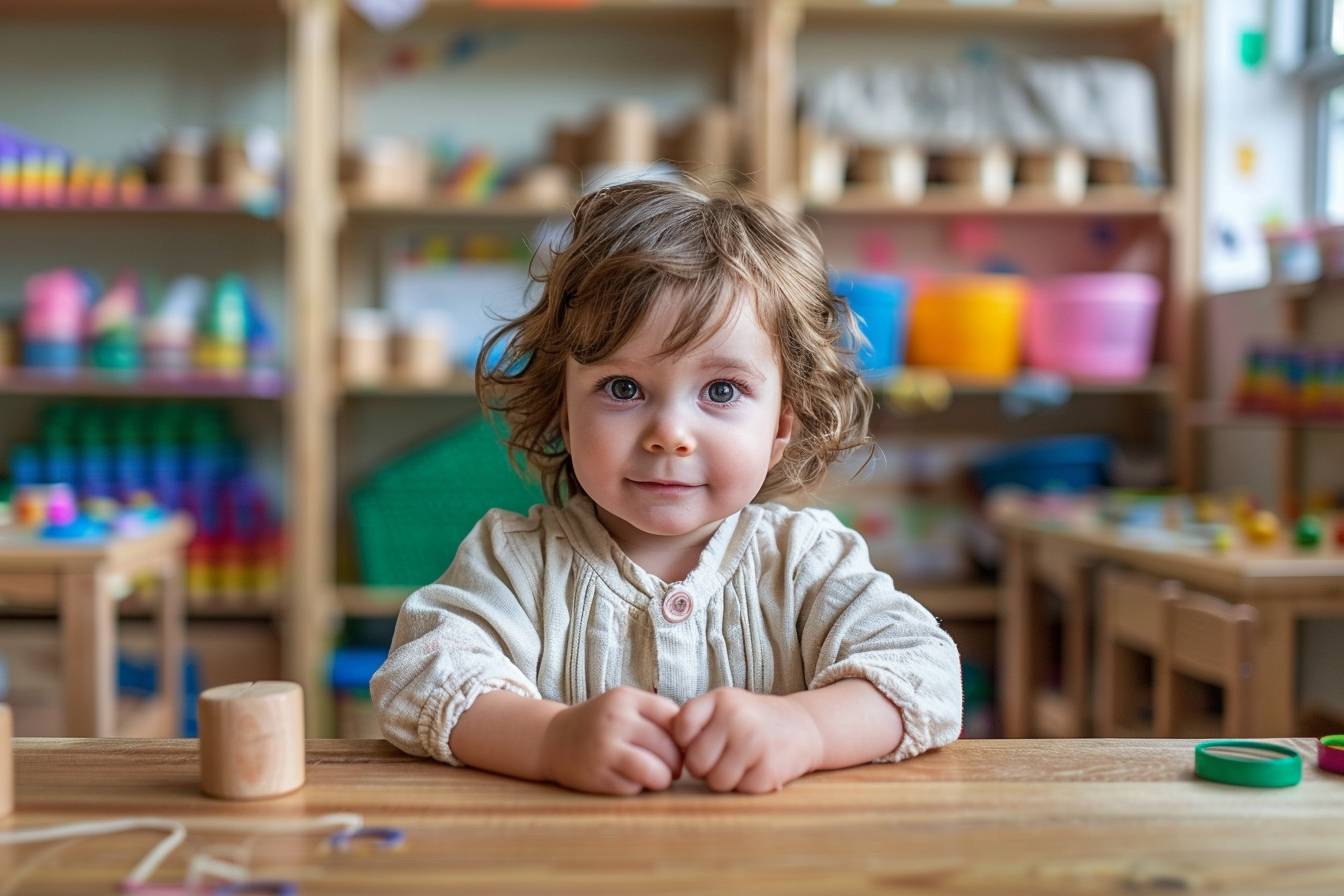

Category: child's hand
[540, 686, 684, 795]
[673, 687, 824, 794]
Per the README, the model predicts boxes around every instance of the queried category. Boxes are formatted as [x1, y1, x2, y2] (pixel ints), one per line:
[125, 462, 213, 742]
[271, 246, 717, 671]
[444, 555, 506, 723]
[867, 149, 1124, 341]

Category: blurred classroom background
[0, 0, 1341, 744]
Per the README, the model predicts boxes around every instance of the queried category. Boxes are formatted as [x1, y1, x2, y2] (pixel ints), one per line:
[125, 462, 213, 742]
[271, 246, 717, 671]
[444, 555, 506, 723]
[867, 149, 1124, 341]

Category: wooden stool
[1094, 567, 1179, 737]
[1163, 589, 1258, 738]
[199, 681, 305, 800]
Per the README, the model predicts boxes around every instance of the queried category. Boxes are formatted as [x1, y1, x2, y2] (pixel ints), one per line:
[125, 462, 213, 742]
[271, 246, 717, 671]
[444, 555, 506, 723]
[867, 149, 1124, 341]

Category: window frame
[1306, 0, 1344, 220]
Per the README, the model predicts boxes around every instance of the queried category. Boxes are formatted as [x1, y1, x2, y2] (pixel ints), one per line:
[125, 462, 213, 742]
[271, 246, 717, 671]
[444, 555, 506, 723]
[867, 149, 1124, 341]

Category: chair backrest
[1166, 591, 1258, 684]
[1164, 589, 1258, 737]
[1099, 567, 1176, 651]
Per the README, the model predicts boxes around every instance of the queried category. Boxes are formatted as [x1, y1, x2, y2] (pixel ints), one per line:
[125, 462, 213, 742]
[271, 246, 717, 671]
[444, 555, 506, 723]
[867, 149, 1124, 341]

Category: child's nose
[642, 410, 696, 456]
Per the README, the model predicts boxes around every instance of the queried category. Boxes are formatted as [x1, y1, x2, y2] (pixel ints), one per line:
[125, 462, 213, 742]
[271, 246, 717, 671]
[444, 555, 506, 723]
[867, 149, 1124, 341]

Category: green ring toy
[1194, 740, 1302, 788]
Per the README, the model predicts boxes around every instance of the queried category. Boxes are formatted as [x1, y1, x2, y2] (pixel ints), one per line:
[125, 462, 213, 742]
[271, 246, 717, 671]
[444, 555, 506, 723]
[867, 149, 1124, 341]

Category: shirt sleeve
[793, 510, 964, 763]
[370, 510, 544, 766]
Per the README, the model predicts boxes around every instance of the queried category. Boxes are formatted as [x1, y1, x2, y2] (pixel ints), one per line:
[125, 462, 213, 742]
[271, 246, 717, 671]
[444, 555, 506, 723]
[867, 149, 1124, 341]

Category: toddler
[371, 180, 962, 795]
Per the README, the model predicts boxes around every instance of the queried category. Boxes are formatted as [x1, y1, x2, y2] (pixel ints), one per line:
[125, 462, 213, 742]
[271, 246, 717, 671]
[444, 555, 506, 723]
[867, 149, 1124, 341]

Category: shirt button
[662, 588, 693, 624]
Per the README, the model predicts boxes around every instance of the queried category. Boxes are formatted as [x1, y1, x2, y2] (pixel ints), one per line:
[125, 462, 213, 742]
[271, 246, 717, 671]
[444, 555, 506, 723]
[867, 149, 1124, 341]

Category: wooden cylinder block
[589, 101, 657, 166]
[0, 704, 11, 818]
[199, 681, 305, 800]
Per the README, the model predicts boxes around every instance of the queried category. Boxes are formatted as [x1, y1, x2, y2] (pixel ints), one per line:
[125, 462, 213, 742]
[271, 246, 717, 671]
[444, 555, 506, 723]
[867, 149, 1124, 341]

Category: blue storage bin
[829, 272, 909, 378]
[973, 435, 1112, 494]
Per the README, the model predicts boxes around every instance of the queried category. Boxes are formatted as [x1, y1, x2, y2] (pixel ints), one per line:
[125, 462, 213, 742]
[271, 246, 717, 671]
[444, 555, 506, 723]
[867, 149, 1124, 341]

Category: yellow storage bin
[909, 275, 1026, 379]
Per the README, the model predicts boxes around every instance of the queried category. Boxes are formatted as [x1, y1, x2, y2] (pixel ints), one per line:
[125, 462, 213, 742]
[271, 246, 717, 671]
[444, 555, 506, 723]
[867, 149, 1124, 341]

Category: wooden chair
[1162, 589, 1258, 738]
[1095, 568, 1258, 738]
[1094, 567, 1177, 737]
[1026, 542, 1093, 737]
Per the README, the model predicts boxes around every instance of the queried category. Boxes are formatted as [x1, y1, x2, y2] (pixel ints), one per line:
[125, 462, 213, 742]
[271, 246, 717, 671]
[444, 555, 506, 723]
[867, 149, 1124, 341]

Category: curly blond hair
[476, 180, 873, 505]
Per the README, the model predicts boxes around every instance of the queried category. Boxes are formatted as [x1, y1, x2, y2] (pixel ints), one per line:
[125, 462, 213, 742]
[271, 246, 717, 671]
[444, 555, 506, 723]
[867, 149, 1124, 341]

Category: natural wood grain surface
[3, 738, 1342, 895]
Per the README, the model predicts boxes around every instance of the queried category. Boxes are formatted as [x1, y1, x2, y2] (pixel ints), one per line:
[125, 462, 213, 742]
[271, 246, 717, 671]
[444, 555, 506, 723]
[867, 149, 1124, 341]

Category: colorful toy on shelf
[1294, 515, 1323, 550]
[88, 272, 142, 372]
[22, 269, 89, 373]
[1244, 510, 1281, 548]
[196, 273, 249, 373]
[143, 275, 206, 372]
[1237, 344, 1344, 420]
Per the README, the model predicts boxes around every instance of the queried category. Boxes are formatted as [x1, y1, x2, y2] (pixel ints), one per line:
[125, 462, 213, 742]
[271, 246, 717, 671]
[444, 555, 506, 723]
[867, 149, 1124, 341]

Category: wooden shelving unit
[0, 0, 1204, 734]
[0, 370, 287, 399]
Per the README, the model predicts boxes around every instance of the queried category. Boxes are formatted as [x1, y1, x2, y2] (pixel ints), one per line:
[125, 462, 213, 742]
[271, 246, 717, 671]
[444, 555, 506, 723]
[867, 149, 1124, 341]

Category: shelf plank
[344, 195, 571, 220]
[0, 0, 284, 22]
[807, 188, 1169, 219]
[802, 0, 1171, 29]
[0, 197, 280, 220]
[338, 585, 409, 619]
[0, 370, 288, 400]
[340, 372, 477, 399]
[1187, 404, 1344, 431]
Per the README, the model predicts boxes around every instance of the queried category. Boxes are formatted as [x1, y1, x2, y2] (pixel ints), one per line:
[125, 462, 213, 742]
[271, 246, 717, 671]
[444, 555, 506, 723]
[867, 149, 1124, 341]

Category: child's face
[562, 292, 794, 543]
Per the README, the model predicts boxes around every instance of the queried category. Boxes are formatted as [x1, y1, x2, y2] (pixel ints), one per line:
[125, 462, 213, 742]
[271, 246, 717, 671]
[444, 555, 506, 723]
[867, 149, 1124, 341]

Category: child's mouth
[628, 479, 702, 494]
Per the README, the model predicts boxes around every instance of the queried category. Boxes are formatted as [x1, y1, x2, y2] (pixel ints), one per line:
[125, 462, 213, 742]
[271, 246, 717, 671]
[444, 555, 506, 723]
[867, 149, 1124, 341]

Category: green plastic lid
[1195, 740, 1302, 788]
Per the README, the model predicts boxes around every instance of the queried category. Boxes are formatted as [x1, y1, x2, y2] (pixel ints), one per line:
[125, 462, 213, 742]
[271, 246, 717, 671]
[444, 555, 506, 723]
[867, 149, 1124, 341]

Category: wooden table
[3, 738, 1342, 894]
[0, 516, 193, 737]
[995, 506, 1344, 738]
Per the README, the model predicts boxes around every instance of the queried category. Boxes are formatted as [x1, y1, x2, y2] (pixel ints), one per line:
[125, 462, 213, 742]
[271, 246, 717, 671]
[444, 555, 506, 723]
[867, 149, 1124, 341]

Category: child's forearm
[448, 689, 568, 781]
[785, 678, 905, 770]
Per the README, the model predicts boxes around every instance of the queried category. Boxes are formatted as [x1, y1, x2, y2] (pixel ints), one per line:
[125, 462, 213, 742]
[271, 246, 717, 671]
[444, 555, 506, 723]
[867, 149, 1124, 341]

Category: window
[1309, 1, 1344, 220]
[1328, 85, 1344, 220]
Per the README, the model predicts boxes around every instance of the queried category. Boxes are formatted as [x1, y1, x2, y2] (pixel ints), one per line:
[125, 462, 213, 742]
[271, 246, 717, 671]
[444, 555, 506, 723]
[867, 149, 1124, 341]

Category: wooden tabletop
[0, 515, 194, 572]
[4, 737, 1342, 894]
[994, 504, 1344, 590]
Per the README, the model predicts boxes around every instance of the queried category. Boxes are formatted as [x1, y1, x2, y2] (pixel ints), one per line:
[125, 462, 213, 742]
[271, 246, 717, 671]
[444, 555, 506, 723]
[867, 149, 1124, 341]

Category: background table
[995, 506, 1344, 738]
[0, 516, 193, 737]
[3, 737, 1342, 894]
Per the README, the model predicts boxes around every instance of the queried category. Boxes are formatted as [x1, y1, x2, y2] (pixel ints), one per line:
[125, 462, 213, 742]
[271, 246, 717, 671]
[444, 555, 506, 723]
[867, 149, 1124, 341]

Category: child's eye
[601, 376, 642, 401]
[704, 380, 742, 404]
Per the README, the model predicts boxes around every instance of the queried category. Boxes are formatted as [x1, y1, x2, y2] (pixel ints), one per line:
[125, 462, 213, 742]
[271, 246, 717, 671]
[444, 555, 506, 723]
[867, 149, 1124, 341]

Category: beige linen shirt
[371, 494, 963, 766]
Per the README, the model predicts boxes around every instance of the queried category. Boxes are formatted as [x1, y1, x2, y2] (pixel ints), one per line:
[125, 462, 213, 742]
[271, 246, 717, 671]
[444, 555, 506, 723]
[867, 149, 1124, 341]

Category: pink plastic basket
[1027, 273, 1161, 382]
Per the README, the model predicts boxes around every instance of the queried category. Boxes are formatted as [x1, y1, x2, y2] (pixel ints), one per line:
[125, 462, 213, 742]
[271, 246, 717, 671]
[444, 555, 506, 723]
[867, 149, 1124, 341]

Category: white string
[0, 813, 363, 887]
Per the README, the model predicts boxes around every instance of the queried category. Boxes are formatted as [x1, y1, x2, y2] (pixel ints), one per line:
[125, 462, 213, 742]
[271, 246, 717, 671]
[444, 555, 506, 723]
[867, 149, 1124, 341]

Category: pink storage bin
[1027, 273, 1161, 382]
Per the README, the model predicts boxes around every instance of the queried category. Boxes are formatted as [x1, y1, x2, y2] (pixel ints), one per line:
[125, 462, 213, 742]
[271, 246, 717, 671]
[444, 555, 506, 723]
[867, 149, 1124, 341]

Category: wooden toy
[852, 143, 926, 205]
[1, 704, 12, 818]
[1016, 146, 1087, 204]
[1245, 510, 1280, 547]
[589, 101, 656, 167]
[199, 681, 305, 800]
[797, 122, 846, 204]
[931, 142, 1014, 205]
[1294, 515, 1323, 549]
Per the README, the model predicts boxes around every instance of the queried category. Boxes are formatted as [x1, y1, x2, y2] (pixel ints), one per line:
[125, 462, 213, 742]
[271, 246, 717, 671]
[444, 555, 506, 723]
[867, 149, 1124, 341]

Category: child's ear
[769, 402, 795, 468]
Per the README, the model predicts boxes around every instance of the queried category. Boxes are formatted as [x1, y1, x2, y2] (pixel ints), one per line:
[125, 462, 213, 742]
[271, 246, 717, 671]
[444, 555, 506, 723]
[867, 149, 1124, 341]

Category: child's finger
[616, 745, 674, 792]
[704, 736, 755, 793]
[735, 758, 782, 795]
[682, 712, 729, 779]
[635, 691, 683, 732]
[671, 695, 714, 748]
[597, 768, 646, 797]
[631, 719, 683, 778]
